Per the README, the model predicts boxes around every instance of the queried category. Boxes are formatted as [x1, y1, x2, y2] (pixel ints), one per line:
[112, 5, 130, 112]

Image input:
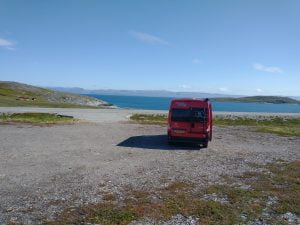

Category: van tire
[167, 134, 174, 145]
[202, 141, 208, 148]
[168, 141, 174, 145]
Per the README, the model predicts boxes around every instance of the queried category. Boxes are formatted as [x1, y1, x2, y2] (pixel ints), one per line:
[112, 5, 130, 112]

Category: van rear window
[171, 108, 207, 122]
[171, 109, 190, 122]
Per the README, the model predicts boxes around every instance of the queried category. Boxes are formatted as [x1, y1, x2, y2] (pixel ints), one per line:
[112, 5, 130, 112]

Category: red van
[167, 98, 212, 147]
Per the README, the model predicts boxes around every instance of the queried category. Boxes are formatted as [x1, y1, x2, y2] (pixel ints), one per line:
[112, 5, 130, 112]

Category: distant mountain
[49, 87, 243, 98]
[49, 87, 300, 104]
[0, 81, 111, 108]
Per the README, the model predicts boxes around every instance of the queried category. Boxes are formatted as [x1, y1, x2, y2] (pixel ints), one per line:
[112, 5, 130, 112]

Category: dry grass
[130, 114, 167, 125]
[44, 160, 300, 225]
[0, 112, 77, 124]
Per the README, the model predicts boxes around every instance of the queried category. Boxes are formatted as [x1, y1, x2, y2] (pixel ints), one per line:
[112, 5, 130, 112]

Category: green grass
[91, 205, 137, 225]
[256, 126, 300, 137]
[0, 82, 100, 108]
[130, 114, 168, 125]
[130, 114, 300, 136]
[45, 161, 300, 225]
[0, 95, 99, 108]
[213, 116, 300, 126]
[214, 116, 300, 137]
[0, 112, 77, 124]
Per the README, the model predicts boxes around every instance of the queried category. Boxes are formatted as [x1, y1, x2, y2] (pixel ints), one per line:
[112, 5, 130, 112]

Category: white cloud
[253, 63, 282, 73]
[0, 38, 16, 50]
[192, 58, 202, 64]
[256, 88, 263, 93]
[129, 30, 169, 45]
[179, 84, 192, 89]
[219, 87, 229, 92]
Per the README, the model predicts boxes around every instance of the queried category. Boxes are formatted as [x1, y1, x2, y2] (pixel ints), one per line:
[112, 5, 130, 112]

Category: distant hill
[0, 81, 111, 108]
[50, 87, 242, 98]
[212, 96, 300, 104]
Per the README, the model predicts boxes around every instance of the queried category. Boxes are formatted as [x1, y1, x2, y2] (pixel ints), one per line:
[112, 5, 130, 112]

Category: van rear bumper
[168, 135, 208, 144]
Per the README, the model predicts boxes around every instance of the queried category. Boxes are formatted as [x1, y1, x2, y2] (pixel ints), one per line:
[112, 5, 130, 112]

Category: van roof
[170, 98, 210, 108]
[171, 98, 209, 102]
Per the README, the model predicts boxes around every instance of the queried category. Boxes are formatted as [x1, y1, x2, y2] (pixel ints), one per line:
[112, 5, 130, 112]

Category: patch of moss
[91, 205, 137, 225]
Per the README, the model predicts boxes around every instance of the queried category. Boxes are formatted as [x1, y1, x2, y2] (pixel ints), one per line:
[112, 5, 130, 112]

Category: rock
[281, 212, 300, 224]
[266, 196, 278, 206]
[130, 215, 200, 225]
[246, 219, 265, 225]
[6, 207, 14, 212]
[240, 213, 247, 221]
[130, 218, 156, 225]
[163, 214, 200, 225]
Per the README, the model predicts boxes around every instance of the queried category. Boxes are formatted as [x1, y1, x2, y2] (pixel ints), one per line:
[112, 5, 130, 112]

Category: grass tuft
[130, 114, 167, 125]
[90, 205, 137, 225]
[0, 112, 77, 124]
[164, 181, 192, 192]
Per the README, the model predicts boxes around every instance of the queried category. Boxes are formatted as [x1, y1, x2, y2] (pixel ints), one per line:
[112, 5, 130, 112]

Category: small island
[212, 96, 300, 104]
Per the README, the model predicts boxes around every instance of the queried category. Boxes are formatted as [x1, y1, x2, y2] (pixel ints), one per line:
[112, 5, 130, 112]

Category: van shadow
[117, 134, 201, 151]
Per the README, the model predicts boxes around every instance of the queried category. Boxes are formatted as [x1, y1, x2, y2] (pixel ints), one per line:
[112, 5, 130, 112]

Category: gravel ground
[0, 108, 299, 224]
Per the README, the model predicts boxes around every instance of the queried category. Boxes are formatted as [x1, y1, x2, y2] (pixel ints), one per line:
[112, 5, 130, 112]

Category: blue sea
[88, 94, 300, 113]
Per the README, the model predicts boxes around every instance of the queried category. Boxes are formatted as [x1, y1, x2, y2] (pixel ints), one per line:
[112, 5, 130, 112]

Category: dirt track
[1, 112, 299, 224]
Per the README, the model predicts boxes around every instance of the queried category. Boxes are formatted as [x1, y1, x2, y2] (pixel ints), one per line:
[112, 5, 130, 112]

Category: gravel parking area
[0, 108, 299, 224]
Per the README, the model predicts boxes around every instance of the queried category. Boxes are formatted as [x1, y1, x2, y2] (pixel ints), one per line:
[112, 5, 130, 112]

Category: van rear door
[171, 107, 207, 134]
[190, 108, 207, 134]
[170, 108, 191, 133]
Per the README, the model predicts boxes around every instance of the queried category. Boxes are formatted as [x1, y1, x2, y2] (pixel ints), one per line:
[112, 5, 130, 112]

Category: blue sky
[0, 0, 299, 96]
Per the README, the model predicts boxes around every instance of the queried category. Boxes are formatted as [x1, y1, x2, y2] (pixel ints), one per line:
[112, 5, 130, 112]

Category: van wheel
[168, 138, 174, 145]
[202, 141, 208, 148]
[168, 134, 174, 145]
[168, 140, 174, 145]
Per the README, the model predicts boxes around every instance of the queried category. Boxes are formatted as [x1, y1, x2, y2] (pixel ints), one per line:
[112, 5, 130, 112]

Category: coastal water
[88, 94, 300, 113]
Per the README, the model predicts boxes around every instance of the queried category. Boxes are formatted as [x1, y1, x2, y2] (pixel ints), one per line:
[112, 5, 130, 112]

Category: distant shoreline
[87, 94, 300, 113]
[85, 93, 300, 104]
